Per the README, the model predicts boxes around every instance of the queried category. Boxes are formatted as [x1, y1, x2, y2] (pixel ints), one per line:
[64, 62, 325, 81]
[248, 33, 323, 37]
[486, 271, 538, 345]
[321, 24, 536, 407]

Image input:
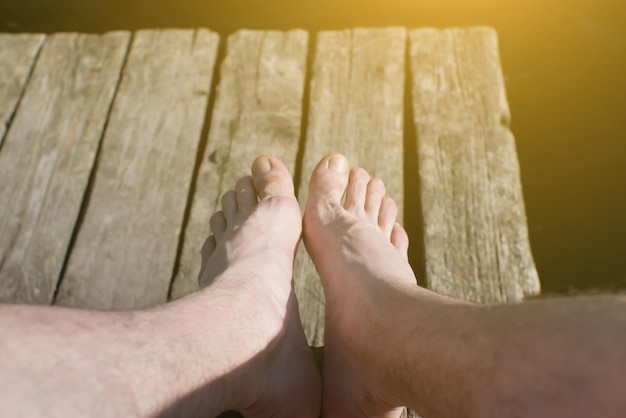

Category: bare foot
[0, 156, 320, 418]
[191, 155, 320, 416]
[303, 154, 419, 418]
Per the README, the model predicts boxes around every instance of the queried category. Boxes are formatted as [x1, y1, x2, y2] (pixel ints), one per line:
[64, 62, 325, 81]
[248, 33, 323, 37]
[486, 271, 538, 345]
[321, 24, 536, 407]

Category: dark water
[2, 0, 625, 294]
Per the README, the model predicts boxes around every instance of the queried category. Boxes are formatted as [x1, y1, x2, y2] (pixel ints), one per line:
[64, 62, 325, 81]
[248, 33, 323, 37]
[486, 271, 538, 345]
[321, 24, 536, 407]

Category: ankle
[381, 290, 481, 411]
[144, 292, 276, 414]
[325, 282, 413, 404]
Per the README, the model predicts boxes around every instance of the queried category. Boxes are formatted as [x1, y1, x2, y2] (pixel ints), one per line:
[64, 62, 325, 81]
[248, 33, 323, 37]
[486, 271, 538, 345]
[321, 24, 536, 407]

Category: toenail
[328, 155, 348, 173]
[252, 156, 272, 174]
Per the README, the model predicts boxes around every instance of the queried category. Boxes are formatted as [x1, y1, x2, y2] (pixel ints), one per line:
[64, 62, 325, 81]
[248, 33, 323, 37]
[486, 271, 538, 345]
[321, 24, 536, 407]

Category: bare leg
[0, 156, 320, 417]
[303, 153, 626, 418]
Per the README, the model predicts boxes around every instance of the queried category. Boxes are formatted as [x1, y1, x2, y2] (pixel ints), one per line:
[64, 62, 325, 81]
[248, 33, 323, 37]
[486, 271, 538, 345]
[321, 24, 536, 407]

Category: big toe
[306, 154, 350, 213]
[251, 155, 296, 200]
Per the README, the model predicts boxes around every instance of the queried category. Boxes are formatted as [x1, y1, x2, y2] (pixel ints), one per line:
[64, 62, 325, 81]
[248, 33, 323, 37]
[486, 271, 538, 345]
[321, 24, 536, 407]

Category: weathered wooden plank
[0, 32, 130, 305]
[409, 27, 540, 303]
[170, 30, 308, 300]
[55, 29, 219, 310]
[295, 28, 406, 346]
[0, 34, 45, 147]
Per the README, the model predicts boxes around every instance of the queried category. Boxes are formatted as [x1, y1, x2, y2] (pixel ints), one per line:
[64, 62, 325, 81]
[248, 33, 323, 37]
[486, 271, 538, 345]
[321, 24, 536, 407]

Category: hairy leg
[304, 153, 626, 418]
[0, 155, 320, 418]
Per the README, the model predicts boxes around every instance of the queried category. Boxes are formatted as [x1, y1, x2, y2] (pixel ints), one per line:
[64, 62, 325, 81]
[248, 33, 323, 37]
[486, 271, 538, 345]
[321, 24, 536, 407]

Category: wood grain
[56, 29, 219, 310]
[295, 28, 407, 346]
[0, 34, 45, 147]
[0, 32, 130, 305]
[170, 30, 308, 300]
[409, 27, 540, 303]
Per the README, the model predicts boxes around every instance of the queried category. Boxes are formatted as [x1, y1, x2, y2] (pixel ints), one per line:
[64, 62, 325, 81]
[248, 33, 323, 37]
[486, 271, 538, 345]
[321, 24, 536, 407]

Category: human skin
[0, 153, 625, 418]
[304, 153, 626, 418]
[0, 155, 320, 417]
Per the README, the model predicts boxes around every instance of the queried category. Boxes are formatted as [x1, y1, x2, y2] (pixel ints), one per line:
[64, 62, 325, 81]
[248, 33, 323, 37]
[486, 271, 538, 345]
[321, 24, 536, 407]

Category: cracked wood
[56, 29, 219, 309]
[170, 29, 308, 300]
[0, 32, 130, 305]
[294, 27, 407, 347]
[0, 33, 45, 147]
[409, 27, 540, 303]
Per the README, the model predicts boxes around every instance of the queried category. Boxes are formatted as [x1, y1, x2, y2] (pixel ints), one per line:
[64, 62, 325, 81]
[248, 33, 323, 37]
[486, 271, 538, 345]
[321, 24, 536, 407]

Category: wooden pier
[0, 26, 540, 415]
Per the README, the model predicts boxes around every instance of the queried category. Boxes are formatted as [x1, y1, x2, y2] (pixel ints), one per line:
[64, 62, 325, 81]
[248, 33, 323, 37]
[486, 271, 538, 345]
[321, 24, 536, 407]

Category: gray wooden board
[409, 27, 540, 303]
[0, 34, 45, 147]
[170, 29, 308, 299]
[294, 27, 407, 346]
[0, 32, 130, 305]
[55, 29, 219, 310]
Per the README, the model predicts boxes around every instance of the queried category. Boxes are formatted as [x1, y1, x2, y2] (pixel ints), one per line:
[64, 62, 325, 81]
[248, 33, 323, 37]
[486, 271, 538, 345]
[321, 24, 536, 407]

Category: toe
[236, 176, 258, 214]
[221, 190, 238, 223]
[306, 154, 349, 211]
[198, 235, 217, 284]
[251, 155, 295, 200]
[379, 197, 398, 239]
[391, 223, 410, 260]
[344, 168, 371, 214]
[209, 211, 227, 241]
[364, 178, 387, 224]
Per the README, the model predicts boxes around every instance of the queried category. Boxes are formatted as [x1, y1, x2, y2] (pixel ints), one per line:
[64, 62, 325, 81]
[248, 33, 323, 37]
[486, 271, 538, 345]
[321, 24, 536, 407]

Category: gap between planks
[0, 32, 131, 304]
[294, 27, 407, 347]
[170, 29, 309, 300]
[0, 26, 538, 418]
[409, 27, 540, 304]
[55, 29, 220, 309]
